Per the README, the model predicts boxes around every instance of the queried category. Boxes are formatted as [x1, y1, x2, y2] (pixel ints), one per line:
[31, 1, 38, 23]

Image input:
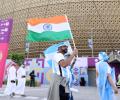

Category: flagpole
[91, 29, 94, 57]
[71, 35, 76, 49]
[65, 15, 78, 58]
[64, 15, 76, 49]
[25, 41, 30, 58]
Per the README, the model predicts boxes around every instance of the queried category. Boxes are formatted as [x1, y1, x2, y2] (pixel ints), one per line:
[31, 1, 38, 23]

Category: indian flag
[26, 15, 73, 42]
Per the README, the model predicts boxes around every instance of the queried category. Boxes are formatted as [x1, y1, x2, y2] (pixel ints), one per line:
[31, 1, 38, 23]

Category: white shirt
[8, 66, 16, 81]
[52, 52, 67, 77]
[17, 66, 26, 79]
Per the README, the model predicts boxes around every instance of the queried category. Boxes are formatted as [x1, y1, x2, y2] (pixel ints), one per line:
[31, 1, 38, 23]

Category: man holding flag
[26, 15, 78, 100]
[47, 43, 78, 100]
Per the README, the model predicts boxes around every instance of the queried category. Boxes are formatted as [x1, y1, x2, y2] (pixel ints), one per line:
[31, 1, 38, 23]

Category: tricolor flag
[26, 15, 73, 42]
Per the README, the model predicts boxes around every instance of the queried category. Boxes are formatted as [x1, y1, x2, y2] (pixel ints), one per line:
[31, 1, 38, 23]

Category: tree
[9, 53, 24, 66]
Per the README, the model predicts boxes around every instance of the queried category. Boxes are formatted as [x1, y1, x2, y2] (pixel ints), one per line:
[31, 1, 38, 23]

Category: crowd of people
[3, 44, 119, 100]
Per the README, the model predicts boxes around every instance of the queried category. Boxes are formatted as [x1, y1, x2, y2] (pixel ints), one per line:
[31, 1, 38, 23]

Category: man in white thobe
[4, 63, 17, 96]
[15, 64, 26, 96]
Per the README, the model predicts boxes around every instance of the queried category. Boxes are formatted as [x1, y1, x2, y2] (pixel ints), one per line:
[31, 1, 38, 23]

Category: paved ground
[0, 85, 120, 100]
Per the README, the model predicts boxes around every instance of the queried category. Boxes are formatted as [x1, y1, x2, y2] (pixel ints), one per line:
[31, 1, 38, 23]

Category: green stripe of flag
[26, 30, 72, 42]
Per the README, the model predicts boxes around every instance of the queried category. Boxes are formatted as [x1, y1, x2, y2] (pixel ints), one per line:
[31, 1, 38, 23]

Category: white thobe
[4, 66, 16, 95]
[15, 66, 26, 95]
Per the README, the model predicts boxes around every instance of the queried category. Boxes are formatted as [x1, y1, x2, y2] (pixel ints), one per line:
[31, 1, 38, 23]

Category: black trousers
[59, 85, 69, 100]
[30, 79, 35, 87]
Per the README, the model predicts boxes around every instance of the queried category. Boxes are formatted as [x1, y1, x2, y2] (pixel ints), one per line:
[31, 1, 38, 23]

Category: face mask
[62, 48, 68, 54]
